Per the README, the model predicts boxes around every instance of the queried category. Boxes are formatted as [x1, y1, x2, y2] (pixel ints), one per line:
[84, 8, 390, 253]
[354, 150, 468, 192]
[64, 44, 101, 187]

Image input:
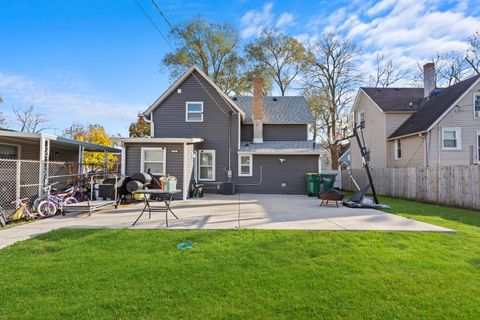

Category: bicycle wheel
[37, 201, 57, 217]
[64, 197, 78, 205]
[0, 211, 6, 228]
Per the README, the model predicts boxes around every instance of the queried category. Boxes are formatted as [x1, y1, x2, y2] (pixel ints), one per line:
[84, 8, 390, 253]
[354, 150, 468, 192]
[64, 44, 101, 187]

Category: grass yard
[0, 196, 479, 319]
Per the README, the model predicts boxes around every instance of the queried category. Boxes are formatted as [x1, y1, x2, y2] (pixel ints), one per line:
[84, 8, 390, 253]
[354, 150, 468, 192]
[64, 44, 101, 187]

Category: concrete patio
[0, 194, 454, 249]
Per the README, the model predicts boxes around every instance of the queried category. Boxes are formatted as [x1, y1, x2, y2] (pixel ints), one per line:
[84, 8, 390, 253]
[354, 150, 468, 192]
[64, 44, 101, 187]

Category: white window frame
[0, 143, 21, 159]
[441, 127, 462, 150]
[476, 130, 480, 164]
[474, 93, 480, 119]
[140, 147, 166, 175]
[185, 101, 204, 122]
[238, 154, 253, 177]
[198, 150, 215, 181]
[394, 139, 402, 160]
[358, 111, 365, 127]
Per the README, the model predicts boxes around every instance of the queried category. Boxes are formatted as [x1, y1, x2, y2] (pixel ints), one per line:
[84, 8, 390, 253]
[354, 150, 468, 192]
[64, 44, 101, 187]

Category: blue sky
[1, 0, 479, 135]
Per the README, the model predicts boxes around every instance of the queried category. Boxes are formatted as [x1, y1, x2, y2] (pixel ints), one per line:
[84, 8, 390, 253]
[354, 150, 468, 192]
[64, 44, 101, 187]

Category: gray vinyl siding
[236, 154, 319, 194]
[124, 143, 184, 199]
[241, 124, 307, 141]
[152, 70, 240, 182]
[0, 138, 40, 160]
[427, 80, 480, 166]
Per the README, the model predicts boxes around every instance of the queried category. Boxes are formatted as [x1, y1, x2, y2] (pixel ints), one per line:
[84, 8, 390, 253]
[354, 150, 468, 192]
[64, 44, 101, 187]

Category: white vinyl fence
[342, 165, 480, 210]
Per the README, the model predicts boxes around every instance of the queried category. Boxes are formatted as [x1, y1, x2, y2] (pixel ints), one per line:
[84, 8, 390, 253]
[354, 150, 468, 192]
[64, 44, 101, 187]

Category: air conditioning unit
[476, 111, 480, 118]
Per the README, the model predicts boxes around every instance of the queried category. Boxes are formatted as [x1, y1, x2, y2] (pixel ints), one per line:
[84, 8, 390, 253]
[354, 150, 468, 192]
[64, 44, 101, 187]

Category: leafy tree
[129, 114, 151, 137]
[163, 17, 247, 95]
[303, 33, 363, 169]
[245, 30, 306, 95]
[63, 123, 116, 169]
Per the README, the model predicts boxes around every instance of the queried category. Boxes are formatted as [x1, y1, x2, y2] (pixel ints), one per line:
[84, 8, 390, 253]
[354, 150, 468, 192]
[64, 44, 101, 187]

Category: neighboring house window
[477, 131, 480, 163]
[238, 154, 253, 177]
[186, 101, 203, 122]
[0, 144, 19, 159]
[140, 147, 166, 175]
[199, 150, 215, 181]
[358, 111, 365, 128]
[395, 139, 402, 160]
[442, 127, 461, 150]
[475, 94, 480, 118]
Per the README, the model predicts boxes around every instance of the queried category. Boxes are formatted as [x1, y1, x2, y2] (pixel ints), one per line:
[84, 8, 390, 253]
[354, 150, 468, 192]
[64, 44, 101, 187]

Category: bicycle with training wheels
[0, 197, 38, 227]
[36, 183, 78, 216]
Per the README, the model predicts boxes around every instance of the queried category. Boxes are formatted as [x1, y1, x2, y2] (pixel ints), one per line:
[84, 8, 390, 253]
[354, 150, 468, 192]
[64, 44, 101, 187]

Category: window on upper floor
[358, 111, 365, 128]
[442, 127, 461, 150]
[186, 101, 203, 122]
[475, 94, 480, 118]
[395, 139, 402, 160]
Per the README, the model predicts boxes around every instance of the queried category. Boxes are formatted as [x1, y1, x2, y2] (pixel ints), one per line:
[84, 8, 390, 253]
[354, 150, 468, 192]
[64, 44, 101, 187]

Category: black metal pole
[354, 125, 379, 204]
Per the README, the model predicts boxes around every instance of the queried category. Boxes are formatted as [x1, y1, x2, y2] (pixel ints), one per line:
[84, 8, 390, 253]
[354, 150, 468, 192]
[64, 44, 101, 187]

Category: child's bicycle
[36, 183, 78, 216]
[0, 198, 38, 227]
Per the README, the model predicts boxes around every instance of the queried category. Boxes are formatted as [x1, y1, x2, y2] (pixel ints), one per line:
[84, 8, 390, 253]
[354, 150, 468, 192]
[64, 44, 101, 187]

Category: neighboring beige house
[351, 63, 480, 169]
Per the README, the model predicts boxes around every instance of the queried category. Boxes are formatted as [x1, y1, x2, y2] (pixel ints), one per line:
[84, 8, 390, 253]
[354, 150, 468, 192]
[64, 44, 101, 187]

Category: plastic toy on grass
[178, 242, 193, 250]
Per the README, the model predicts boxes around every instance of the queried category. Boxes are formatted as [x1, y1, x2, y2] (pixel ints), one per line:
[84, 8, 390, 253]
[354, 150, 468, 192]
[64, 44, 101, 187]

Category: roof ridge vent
[272, 97, 278, 101]
[232, 96, 237, 101]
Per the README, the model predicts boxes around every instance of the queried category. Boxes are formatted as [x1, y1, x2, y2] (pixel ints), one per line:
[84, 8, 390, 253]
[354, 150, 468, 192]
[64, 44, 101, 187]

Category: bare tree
[303, 33, 363, 169]
[12, 105, 49, 133]
[245, 30, 306, 95]
[466, 31, 480, 75]
[370, 53, 409, 87]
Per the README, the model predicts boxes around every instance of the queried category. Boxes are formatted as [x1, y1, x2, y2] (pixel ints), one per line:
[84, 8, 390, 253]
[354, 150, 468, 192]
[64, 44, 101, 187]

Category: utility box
[223, 182, 235, 195]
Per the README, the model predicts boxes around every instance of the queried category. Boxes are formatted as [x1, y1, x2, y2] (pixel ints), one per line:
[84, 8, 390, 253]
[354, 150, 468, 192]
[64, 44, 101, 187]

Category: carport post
[38, 134, 50, 196]
[78, 145, 84, 175]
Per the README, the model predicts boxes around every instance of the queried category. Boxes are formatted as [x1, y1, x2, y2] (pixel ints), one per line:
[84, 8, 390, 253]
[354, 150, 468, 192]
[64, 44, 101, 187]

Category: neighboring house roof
[239, 140, 321, 154]
[389, 75, 480, 139]
[361, 87, 424, 112]
[143, 65, 245, 120]
[232, 96, 313, 124]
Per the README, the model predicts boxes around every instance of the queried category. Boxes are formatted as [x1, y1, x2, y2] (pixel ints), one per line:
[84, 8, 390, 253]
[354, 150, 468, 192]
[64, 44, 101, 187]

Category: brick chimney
[252, 78, 263, 143]
[423, 63, 436, 98]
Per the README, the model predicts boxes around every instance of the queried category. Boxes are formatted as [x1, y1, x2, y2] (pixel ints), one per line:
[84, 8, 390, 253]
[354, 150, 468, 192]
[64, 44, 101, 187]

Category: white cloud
[240, 2, 297, 38]
[0, 72, 138, 134]
[276, 13, 295, 28]
[240, 2, 274, 38]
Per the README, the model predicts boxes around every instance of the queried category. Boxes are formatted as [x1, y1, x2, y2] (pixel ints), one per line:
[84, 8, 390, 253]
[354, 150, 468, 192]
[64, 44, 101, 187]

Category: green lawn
[0, 196, 479, 319]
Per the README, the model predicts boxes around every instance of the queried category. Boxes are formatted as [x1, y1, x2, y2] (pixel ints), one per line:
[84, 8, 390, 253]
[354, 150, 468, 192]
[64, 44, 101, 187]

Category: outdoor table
[131, 189, 181, 227]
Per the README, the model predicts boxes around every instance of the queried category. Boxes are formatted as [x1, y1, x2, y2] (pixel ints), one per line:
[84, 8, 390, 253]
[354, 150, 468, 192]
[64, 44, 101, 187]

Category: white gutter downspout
[121, 142, 126, 176]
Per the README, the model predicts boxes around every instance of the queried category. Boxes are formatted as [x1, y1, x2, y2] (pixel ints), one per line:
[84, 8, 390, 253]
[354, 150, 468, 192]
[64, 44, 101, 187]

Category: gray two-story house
[119, 65, 320, 200]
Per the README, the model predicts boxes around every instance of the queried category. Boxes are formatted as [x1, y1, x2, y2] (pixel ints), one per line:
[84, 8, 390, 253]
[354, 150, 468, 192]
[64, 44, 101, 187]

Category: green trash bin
[319, 173, 337, 192]
[306, 173, 320, 197]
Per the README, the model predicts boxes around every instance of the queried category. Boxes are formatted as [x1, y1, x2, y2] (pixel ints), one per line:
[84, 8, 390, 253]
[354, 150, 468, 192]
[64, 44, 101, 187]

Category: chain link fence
[0, 158, 121, 214]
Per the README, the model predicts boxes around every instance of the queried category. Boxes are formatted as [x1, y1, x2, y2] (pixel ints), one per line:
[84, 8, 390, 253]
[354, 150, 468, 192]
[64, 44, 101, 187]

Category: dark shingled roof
[389, 75, 480, 139]
[361, 87, 424, 112]
[232, 96, 313, 124]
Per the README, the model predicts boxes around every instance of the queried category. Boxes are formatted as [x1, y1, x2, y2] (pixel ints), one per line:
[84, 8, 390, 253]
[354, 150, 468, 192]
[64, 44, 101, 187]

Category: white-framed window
[442, 127, 462, 150]
[358, 111, 365, 128]
[475, 94, 480, 118]
[140, 147, 166, 175]
[238, 154, 253, 177]
[198, 150, 215, 181]
[477, 130, 480, 164]
[0, 143, 20, 159]
[395, 139, 402, 160]
[186, 101, 204, 122]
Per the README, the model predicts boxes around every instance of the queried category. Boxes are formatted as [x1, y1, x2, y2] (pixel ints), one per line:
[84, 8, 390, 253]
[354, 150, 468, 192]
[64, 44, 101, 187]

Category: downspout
[227, 110, 233, 182]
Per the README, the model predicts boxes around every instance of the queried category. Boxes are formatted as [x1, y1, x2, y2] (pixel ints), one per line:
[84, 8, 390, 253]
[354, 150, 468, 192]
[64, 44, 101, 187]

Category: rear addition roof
[233, 96, 314, 124]
[389, 75, 480, 139]
[239, 140, 321, 154]
[361, 87, 424, 112]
